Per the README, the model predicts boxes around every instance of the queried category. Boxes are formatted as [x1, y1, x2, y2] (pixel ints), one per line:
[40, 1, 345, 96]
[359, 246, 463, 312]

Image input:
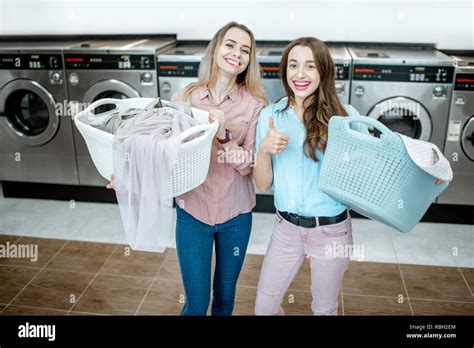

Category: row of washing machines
[0, 38, 472, 205]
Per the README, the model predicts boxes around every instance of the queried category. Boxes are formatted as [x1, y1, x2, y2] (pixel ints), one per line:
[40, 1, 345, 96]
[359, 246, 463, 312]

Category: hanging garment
[397, 134, 453, 182]
[112, 105, 199, 252]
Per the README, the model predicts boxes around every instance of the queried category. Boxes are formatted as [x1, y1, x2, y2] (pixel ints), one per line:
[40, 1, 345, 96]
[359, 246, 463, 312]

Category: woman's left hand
[209, 109, 226, 139]
[106, 174, 116, 190]
[436, 179, 444, 185]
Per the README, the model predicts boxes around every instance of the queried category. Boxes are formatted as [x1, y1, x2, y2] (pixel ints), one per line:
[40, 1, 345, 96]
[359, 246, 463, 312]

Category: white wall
[0, 0, 473, 49]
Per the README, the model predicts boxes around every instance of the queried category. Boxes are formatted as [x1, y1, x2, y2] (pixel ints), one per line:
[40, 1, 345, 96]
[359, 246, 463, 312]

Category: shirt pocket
[228, 119, 249, 144]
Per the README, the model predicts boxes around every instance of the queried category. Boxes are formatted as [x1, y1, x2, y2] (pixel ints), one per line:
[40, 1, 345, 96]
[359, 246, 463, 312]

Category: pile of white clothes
[91, 99, 193, 134]
[398, 134, 453, 182]
[94, 98, 199, 252]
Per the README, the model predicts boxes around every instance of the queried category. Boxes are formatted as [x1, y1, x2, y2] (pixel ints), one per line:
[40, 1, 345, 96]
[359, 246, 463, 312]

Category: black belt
[277, 210, 348, 228]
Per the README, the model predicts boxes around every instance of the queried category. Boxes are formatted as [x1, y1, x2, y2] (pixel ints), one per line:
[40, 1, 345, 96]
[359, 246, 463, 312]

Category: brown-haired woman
[252, 37, 367, 315]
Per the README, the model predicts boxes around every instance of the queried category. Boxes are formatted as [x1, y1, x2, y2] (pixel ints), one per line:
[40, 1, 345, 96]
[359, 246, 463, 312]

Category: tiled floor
[0, 235, 472, 316]
[1, 194, 473, 268]
[0, 183, 472, 315]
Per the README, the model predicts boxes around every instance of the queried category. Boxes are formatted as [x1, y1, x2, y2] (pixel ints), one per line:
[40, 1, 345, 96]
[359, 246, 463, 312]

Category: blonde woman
[171, 22, 266, 315]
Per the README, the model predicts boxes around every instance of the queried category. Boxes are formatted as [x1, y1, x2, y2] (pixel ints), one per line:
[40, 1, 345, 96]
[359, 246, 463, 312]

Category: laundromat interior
[0, 0, 472, 323]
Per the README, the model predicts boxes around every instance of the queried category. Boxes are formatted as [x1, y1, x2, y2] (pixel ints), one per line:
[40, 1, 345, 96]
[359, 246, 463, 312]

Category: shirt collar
[198, 84, 240, 103]
[273, 96, 290, 113]
[198, 88, 210, 100]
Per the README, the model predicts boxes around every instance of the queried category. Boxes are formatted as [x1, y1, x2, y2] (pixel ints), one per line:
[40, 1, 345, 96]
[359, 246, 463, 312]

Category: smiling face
[215, 27, 251, 77]
[286, 45, 321, 101]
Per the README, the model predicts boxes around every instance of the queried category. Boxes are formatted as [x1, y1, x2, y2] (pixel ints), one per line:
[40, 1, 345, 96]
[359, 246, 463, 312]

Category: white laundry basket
[74, 98, 219, 197]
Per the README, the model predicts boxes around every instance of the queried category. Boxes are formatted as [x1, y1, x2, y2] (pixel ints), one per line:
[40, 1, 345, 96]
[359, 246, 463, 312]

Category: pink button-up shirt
[171, 84, 264, 225]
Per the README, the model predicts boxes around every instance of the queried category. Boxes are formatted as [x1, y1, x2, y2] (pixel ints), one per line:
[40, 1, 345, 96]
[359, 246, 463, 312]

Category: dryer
[348, 45, 455, 151]
[0, 41, 85, 185]
[438, 56, 474, 205]
[65, 38, 176, 186]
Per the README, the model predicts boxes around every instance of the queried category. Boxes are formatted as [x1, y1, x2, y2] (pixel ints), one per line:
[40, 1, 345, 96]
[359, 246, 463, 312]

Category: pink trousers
[255, 211, 353, 315]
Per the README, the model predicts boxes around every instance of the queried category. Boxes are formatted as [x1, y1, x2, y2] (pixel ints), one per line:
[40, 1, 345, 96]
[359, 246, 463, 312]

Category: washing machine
[256, 43, 287, 104]
[256, 43, 352, 104]
[438, 56, 474, 205]
[0, 41, 87, 185]
[327, 44, 352, 105]
[65, 38, 176, 186]
[348, 45, 455, 151]
[157, 43, 207, 101]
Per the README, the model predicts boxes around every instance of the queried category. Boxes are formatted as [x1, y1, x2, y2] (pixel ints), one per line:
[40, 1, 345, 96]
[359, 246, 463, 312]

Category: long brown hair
[184, 22, 266, 103]
[280, 37, 347, 161]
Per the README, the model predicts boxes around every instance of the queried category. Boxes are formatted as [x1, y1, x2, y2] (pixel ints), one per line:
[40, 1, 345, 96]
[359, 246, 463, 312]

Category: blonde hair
[183, 21, 267, 103]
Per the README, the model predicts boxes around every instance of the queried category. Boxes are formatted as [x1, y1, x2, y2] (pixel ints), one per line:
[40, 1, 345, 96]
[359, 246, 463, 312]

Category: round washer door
[83, 79, 140, 114]
[0, 79, 59, 146]
[461, 116, 474, 161]
[367, 96, 432, 141]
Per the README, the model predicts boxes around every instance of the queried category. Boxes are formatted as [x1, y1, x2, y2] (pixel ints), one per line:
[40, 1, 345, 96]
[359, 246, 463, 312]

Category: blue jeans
[175, 205, 252, 316]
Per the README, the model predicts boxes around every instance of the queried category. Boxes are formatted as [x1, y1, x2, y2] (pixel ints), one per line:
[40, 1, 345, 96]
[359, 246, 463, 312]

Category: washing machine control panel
[353, 65, 454, 83]
[158, 61, 200, 77]
[258, 62, 350, 80]
[0, 54, 62, 69]
[335, 64, 350, 80]
[64, 54, 155, 70]
[260, 62, 280, 79]
[455, 73, 474, 91]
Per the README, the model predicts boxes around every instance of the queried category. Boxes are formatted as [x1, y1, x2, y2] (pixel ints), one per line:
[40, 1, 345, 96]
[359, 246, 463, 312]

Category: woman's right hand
[106, 174, 116, 190]
[260, 116, 289, 155]
[208, 109, 226, 139]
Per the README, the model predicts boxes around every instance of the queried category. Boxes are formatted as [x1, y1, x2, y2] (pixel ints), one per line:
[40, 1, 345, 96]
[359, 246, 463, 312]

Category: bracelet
[217, 129, 233, 144]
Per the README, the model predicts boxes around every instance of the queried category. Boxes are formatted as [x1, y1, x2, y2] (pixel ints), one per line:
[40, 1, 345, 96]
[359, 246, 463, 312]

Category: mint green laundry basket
[319, 116, 449, 233]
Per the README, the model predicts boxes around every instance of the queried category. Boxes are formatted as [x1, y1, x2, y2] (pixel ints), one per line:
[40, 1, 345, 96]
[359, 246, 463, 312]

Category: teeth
[225, 58, 239, 66]
[295, 81, 310, 86]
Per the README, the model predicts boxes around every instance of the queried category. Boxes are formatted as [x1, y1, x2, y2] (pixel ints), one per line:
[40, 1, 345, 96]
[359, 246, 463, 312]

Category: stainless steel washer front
[0, 41, 84, 185]
[0, 79, 59, 146]
[348, 45, 455, 151]
[438, 56, 474, 205]
[65, 38, 176, 186]
[157, 43, 207, 100]
[327, 44, 352, 105]
[366, 96, 432, 141]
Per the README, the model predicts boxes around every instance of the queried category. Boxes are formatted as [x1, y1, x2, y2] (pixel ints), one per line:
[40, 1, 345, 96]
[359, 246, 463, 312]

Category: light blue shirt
[255, 97, 368, 217]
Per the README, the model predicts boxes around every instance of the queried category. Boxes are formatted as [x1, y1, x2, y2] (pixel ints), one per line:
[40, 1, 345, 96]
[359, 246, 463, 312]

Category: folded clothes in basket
[398, 134, 453, 182]
[91, 98, 194, 134]
[113, 103, 199, 252]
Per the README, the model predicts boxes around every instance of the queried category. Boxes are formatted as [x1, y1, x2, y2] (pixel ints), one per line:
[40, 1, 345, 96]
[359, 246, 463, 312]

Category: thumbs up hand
[261, 116, 289, 155]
